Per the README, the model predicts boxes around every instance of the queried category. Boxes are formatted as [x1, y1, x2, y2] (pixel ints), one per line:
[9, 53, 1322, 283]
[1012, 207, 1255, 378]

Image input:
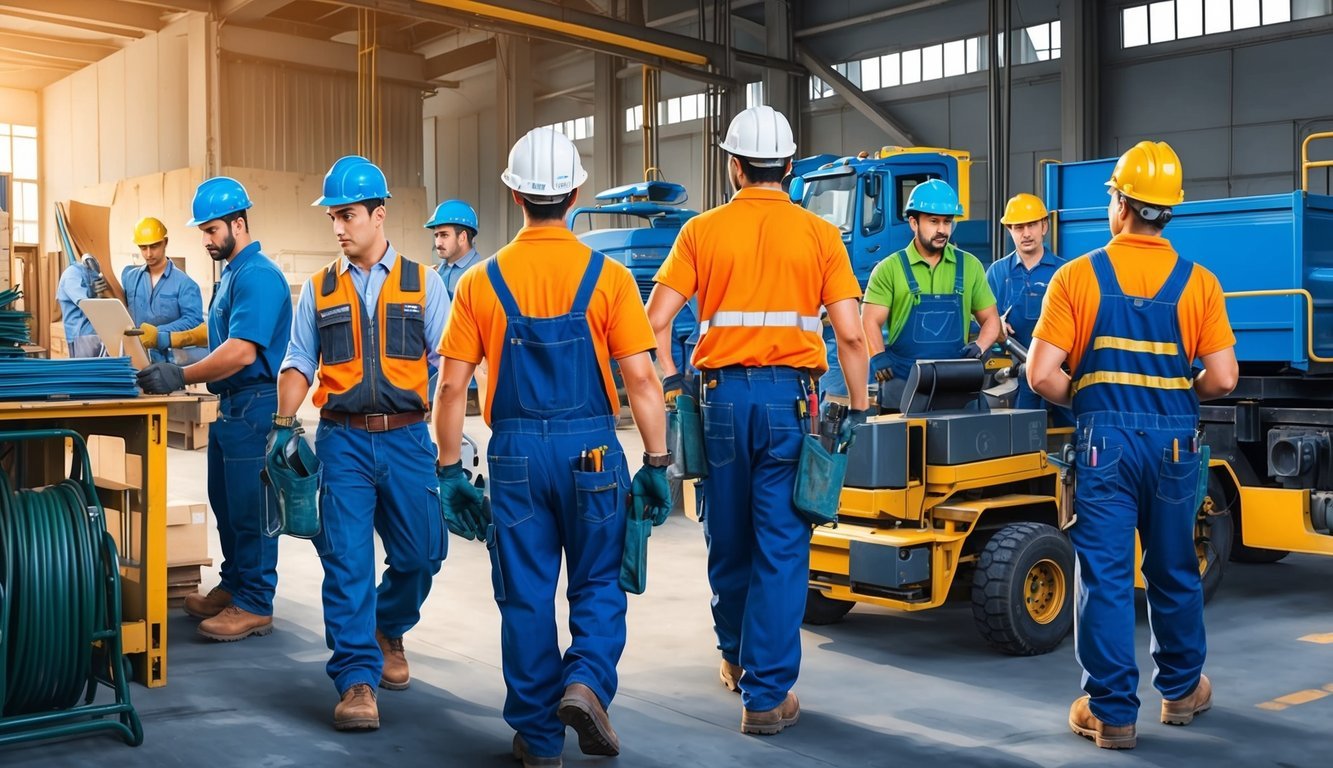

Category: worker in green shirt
[860, 179, 1001, 411]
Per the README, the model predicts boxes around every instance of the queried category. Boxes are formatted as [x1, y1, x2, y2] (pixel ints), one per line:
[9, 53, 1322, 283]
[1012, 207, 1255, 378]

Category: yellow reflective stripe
[1072, 371, 1192, 394]
[1092, 336, 1180, 355]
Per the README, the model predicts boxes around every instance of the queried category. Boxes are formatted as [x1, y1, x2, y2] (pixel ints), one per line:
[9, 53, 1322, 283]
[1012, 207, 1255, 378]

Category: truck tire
[971, 522, 1074, 656]
[803, 588, 854, 625]
[1198, 506, 1232, 603]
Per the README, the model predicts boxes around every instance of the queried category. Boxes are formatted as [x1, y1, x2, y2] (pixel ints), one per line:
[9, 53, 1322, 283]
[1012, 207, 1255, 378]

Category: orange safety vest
[311, 255, 429, 414]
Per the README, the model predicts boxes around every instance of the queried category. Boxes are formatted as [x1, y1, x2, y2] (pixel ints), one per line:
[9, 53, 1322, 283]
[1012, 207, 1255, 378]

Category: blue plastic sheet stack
[0, 287, 31, 356]
[0, 286, 139, 400]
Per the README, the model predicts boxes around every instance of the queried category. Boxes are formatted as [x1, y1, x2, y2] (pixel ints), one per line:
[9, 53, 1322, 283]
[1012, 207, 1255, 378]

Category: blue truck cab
[567, 180, 700, 372]
[791, 146, 992, 393]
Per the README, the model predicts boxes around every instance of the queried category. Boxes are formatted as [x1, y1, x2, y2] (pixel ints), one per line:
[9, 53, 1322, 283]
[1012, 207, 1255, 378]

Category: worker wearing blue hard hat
[436, 126, 669, 766]
[425, 198, 483, 410]
[861, 178, 1001, 411]
[1028, 141, 1238, 749]
[55, 257, 106, 358]
[276, 154, 451, 732]
[137, 176, 293, 644]
[985, 194, 1071, 424]
[121, 217, 209, 366]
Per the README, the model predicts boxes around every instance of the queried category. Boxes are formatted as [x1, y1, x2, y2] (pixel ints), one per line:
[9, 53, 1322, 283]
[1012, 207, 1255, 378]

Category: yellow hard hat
[133, 217, 168, 246]
[1000, 193, 1048, 225]
[1106, 141, 1184, 207]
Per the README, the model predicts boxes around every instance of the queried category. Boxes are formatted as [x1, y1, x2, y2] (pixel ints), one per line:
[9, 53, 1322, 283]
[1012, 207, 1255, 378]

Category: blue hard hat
[312, 155, 392, 207]
[424, 199, 478, 232]
[187, 176, 253, 227]
[904, 178, 964, 217]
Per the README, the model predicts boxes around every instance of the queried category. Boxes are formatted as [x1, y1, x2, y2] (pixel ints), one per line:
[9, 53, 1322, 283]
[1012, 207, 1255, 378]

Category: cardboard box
[167, 520, 208, 565]
[166, 499, 208, 527]
[88, 434, 144, 490]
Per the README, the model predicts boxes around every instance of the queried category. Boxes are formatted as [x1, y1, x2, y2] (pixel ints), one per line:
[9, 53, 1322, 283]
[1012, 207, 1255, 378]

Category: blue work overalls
[876, 249, 965, 408]
[206, 242, 291, 617]
[1069, 250, 1204, 727]
[990, 249, 1072, 424]
[699, 361, 811, 713]
[121, 261, 208, 365]
[484, 255, 630, 759]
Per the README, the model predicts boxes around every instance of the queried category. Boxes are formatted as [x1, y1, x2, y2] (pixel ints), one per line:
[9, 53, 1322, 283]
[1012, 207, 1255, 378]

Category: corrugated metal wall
[221, 56, 423, 187]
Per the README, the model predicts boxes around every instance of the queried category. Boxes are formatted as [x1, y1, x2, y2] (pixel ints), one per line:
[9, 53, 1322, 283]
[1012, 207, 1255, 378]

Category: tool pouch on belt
[619, 496, 652, 594]
[260, 438, 323, 539]
[793, 434, 848, 527]
[667, 394, 708, 480]
[1053, 443, 1075, 531]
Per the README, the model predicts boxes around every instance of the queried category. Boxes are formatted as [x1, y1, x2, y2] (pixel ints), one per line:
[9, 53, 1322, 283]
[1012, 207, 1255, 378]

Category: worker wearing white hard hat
[435, 126, 668, 767]
[646, 105, 868, 735]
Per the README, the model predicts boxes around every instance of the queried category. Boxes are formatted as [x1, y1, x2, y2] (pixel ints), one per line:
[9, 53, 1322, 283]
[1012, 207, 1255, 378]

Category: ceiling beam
[215, 0, 295, 24]
[0, 0, 166, 32]
[119, 0, 213, 13]
[0, 31, 119, 64]
[796, 43, 915, 146]
[0, 9, 145, 39]
[0, 54, 83, 71]
[423, 36, 494, 79]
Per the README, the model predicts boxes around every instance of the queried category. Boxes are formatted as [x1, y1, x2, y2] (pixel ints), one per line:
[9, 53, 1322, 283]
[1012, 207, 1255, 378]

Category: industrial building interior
[1, 1, 1333, 766]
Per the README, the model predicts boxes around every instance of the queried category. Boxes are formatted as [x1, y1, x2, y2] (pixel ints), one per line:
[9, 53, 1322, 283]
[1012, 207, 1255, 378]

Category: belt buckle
[366, 413, 390, 432]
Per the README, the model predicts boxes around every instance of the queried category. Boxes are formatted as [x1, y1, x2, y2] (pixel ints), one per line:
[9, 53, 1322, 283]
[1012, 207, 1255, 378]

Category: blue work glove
[839, 408, 869, 449]
[437, 461, 490, 541]
[869, 351, 895, 383]
[959, 342, 986, 361]
[136, 362, 185, 394]
[266, 420, 301, 466]
[91, 276, 110, 296]
[631, 464, 672, 526]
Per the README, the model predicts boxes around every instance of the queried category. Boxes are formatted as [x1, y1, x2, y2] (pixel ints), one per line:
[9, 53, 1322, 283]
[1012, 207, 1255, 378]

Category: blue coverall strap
[570, 251, 606, 315]
[895, 249, 922, 296]
[952, 247, 965, 295]
[1154, 257, 1195, 305]
[486, 258, 524, 318]
[1088, 249, 1120, 297]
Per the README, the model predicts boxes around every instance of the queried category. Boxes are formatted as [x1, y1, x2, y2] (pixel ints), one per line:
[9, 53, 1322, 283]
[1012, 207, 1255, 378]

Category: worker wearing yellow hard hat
[121, 216, 209, 364]
[985, 193, 1069, 423]
[1027, 141, 1238, 749]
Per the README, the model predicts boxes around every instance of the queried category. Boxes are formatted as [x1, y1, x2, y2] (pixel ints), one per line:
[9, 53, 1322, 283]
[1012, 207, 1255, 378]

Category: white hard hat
[501, 126, 588, 202]
[718, 105, 797, 167]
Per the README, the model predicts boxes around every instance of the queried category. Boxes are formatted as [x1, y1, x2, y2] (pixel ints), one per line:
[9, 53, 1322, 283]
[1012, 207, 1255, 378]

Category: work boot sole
[1161, 697, 1212, 725]
[183, 603, 226, 620]
[740, 710, 800, 736]
[334, 715, 380, 731]
[379, 676, 410, 691]
[557, 697, 620, 756]
[1069, 718, 1137, 749]
[197, 622, 273, 642]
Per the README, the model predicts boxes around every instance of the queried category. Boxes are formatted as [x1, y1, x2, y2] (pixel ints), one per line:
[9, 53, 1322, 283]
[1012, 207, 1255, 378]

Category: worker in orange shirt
[434, 127, 669, 768]
[1027, 141, 1238, 750]
[646, 105, 869, 736]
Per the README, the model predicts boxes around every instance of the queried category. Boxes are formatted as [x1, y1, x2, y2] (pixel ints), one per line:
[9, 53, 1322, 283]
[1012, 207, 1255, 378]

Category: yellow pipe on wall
[417, 0, 710, 66]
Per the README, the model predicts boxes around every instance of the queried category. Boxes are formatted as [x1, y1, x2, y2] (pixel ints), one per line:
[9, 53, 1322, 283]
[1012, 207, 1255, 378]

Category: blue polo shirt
[56, 263, 96, 342]
[120, 261, 205, 345]
[436, 247, 481, 300]
[208, 241, 292, 396]
[985, 247, 1065, 346]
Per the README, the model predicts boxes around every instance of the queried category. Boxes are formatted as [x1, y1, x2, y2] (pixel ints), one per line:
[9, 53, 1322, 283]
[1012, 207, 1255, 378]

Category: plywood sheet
[79, 297, 149, 368]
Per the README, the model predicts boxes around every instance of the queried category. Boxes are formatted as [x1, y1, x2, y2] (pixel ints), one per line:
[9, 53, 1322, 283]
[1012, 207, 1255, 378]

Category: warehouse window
[540, 116, 594, 141]
[808, 20, 1060, 100]
[623, 83, 760, 132]
[1122, 0, 1328, 48]
[0, 124, 38, 245]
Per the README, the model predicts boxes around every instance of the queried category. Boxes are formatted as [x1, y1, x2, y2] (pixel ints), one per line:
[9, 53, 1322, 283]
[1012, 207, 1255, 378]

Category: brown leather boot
[197, 605, 273, 642]
[741, 692, 800, 735]
[334, 683, 380, 731]
[557, 683, 619, 756]
[512, 734, 562, 767]
[377, 629, 409, 690]
[183, 586, 232, 619]
[1162, 674, 1212, 725]
[719, 659, 742, 693]
[1069, 695, 1137, 749]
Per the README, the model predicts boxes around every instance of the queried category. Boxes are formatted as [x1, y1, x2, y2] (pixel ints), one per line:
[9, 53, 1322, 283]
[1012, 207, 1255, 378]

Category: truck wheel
[803, 588, 854, 625]
[1223, 480, 1289, 564]
[1198, 473, 1234, 602]
[972, 522, 1074, 656]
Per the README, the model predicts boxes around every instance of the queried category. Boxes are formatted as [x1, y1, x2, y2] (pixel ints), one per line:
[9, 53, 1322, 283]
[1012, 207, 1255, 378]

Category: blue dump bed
[1046, 159, 1333, 371]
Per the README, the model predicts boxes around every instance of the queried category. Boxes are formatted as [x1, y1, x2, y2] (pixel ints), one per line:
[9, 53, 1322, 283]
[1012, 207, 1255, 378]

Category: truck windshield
[803, 174, 857, 233]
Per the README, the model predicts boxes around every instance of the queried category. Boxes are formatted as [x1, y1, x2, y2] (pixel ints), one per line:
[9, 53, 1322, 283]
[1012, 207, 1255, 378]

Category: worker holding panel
[121, 217, 209, 366]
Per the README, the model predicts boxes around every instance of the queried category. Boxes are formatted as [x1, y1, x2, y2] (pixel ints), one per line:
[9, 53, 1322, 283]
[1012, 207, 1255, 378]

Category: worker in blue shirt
[121, 217, 209, 365]
[985, 193, 1070, 423]
[275, 155, 450, 732]
[56, 261, 104, 358]
[425, 199, 483, 410]
[137, 176, 292, 644]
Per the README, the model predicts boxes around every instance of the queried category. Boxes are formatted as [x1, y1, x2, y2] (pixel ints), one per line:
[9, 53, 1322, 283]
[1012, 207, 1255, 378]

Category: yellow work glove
[169, 322, 209, 349]
[138, 323, 160, 349]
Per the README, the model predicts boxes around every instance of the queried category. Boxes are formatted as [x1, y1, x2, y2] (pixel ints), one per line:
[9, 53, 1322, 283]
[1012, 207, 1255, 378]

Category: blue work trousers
[487, 415, 629, 758]
[1070, 411, 1205, 727]
[312, 420, 446, 694]
[699, 367, 809, 712]
[207, 388, 280, 615]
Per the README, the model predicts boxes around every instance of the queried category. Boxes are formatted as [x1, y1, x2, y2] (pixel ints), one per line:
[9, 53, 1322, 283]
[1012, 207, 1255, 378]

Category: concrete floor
[7, 410, 1333, 767]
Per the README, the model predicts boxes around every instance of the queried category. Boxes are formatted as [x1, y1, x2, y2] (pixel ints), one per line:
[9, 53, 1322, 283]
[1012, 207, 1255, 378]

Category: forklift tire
[1198, 474, 1234, 602]
[971, 522, 1074, 656]
[803, 588, 855, 625]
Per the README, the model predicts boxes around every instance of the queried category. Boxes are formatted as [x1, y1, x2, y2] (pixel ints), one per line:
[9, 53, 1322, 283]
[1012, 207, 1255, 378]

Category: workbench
[0, 393, 217, 688]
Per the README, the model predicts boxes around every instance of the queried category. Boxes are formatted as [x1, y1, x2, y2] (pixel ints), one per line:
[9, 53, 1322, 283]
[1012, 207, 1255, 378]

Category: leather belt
[320, 409, 427, 433]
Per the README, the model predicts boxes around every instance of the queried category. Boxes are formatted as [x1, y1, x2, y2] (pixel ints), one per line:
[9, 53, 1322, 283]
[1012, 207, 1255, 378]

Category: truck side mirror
[788, 176, 805, 203]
